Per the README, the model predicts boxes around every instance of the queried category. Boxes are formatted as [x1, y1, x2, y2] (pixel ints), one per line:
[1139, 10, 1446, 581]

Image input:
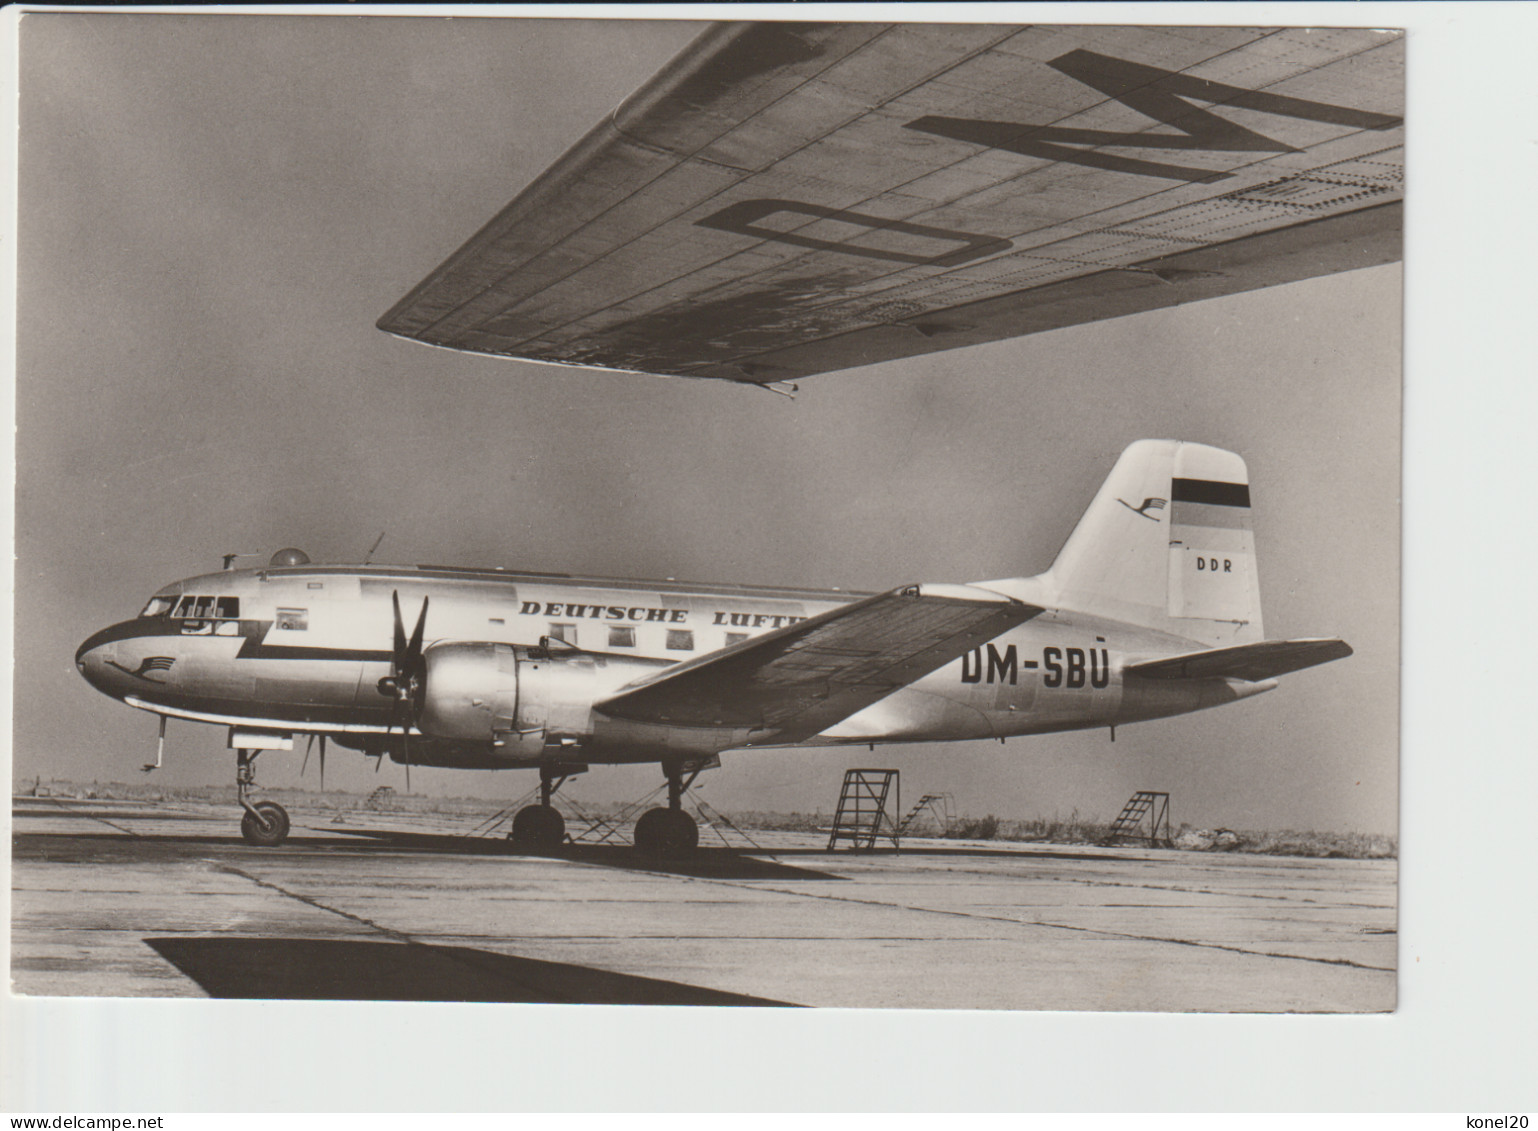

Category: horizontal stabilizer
[1126, 638, 1352, 682]
[597, 584, 1039, 742]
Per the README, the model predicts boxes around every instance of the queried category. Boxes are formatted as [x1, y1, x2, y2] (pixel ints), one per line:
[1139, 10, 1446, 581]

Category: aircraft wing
[379, 22, 1403, 385]
[595, 584, 1041, 743]
[1126, 637, 1353, 682]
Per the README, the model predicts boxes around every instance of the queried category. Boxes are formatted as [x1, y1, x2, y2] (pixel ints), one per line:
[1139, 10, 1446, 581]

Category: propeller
[377, 591, 429, 767]
[301, 734, 328, 791]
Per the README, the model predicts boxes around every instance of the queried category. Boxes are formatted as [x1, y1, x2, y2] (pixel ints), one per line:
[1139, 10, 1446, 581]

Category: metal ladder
[1108, 790, 1171, 846]
[827, 769, 900, 851]
[897, 792, 954, 836]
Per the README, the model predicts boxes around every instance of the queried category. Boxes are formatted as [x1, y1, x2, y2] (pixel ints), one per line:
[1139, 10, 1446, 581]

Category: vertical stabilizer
[995, 440, 1264, 646]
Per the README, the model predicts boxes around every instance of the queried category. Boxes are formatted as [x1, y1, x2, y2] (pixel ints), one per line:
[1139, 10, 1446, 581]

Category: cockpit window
[164, 594, 241, 620]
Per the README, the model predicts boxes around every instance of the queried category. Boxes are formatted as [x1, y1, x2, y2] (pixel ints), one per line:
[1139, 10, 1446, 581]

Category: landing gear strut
[236, 748, 290, 847]
[633, 760, 700, 856]
[509, 764, 569, 850]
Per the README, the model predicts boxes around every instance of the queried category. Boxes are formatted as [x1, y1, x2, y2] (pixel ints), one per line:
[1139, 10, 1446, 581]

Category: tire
[240, 801, 290, 846]
[510, 805, 566, 849]
[633, 807, 669, 854]
[661, 808, 699, 854]
[634, 807, 698, 856]
[510, 805, 543, 846]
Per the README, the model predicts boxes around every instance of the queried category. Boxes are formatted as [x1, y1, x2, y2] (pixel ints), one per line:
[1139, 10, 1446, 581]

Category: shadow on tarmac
[12, 829, 847, 879]
[145, 936, 798, 1005]
[330, 828, 848, 880]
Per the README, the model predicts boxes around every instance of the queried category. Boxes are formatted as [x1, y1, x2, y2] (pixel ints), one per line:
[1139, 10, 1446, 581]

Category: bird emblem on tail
[1117, 496, 1167, 520]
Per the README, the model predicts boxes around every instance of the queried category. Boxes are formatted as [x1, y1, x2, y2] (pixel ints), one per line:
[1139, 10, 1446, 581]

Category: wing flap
[596, 584, 1040, 743]
[1126, 638, 1353, 683]
[380, 22, 1404, 383]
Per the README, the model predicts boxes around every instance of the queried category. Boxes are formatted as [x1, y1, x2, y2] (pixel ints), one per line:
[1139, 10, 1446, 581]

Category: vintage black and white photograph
[12, 11, 1403, 1022]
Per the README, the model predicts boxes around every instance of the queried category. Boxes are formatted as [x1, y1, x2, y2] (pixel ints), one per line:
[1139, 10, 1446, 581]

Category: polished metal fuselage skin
[76, 562, 1272, 768]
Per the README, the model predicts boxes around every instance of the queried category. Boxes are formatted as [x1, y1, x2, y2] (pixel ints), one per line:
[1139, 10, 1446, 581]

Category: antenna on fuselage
[364, 531, 386, 565]
[221, 552, 258, 571]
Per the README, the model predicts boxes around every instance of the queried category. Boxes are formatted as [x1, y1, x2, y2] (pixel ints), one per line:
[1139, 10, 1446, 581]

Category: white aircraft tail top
[985, 440, 1265, 647]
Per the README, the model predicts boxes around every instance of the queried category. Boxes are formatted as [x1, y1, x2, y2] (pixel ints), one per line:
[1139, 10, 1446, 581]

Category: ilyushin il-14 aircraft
[76, 440, 1351, 852]
[77, 22, 1391, 851]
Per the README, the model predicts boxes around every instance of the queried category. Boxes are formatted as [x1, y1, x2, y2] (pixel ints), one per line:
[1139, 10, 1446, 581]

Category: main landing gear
[236, 748, 290, 847]
[633, 760, 700, 857]
[508, 765, 570, 851]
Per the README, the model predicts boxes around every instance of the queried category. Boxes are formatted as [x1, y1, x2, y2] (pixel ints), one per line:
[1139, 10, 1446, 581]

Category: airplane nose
[75, 624, 122, 694]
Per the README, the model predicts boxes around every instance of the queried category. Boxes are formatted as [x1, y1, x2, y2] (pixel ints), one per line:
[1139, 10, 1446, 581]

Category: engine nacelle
[417, 642, 520, 743]
[416, 641, 668, 760]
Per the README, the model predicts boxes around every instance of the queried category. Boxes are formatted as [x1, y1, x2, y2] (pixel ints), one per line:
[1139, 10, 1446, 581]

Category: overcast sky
[14, 13, 1400, 833]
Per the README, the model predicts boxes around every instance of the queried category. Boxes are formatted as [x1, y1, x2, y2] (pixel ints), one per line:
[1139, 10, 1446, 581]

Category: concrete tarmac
[11, 797, 1396, 1011]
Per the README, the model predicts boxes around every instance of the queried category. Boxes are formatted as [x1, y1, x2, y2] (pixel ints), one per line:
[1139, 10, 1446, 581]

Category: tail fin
[989, 440, 1264, 646]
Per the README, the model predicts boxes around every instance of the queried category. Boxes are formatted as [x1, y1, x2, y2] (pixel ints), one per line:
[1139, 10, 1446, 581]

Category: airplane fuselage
[75, 560, 1272, 769]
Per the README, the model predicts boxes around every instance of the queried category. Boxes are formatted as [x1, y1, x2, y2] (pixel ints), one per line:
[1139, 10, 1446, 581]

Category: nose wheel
[241, 800, 291, 846]
[235, 748, 290, 846]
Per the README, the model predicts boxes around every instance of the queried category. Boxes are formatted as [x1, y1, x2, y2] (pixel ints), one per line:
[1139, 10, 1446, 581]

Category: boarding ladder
[1107, 790, 1172, 846]
[827, 769, 900, 851]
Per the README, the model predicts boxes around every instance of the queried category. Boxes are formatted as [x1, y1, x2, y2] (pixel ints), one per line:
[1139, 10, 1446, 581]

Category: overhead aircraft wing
[1126, 637, 1352, 682]
[595, 584, 1040, 743]
[379, 22, 1403, 386]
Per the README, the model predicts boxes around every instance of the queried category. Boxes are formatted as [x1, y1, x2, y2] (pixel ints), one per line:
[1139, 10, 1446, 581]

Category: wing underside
[379, 22, 1404, 384]
[596, 584, 1040, 743]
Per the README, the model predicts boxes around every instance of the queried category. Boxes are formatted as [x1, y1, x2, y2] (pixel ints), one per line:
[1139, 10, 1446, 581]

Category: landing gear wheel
[634, 806, 698, 857]
[240, 800, 290, 847]
[510, 805, 566, 850]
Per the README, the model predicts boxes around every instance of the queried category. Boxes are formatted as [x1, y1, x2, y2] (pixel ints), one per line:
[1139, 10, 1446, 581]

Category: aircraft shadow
[330, 828, 845, 880]
[766, 845, 1136, 864]
[559, 842, 846, 881]
[144, 936, 798, 1005]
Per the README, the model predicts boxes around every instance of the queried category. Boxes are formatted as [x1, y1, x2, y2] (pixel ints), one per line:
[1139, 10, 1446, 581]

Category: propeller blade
[391, 591, 408, 662]
[405, 595, 429, 667]
[301, 734, 313, 779]
[318, 735, 327, 792]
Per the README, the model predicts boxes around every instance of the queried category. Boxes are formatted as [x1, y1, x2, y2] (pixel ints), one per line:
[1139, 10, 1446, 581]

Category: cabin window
[725, 632, 749, 647]
[174, 595, 197, 618]
[666, 629, 694, 651]
[215, 596, 240, 619]
[608, 626, 636, 648]
[549, 623, 576, 645]
[140, 596, 175, 618]
[275, 607, 308, 631]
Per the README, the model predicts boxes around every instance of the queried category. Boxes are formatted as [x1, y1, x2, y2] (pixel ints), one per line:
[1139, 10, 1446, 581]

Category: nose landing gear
[236, 748, 290, 846]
